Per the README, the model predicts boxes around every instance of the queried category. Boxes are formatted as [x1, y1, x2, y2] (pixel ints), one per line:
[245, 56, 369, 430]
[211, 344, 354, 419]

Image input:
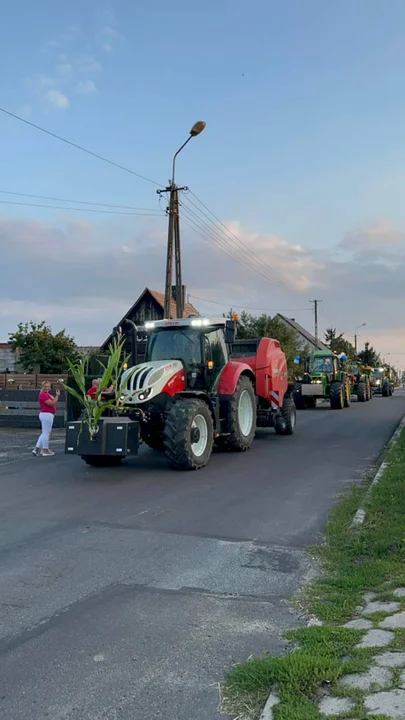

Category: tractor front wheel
[330, 381, 344, 409]
[225, 375, 257, 451]
[275, 397, 297, 435]
[164, 399, 214, 470]
[357, 382, 367, 402]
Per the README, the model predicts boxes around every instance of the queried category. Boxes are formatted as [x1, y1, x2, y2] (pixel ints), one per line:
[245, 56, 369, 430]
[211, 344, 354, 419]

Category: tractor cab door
[203, 329, 228, 392]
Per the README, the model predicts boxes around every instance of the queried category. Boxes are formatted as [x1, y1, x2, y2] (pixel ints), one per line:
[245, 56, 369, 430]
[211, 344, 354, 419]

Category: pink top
[39, 391, 56, 414]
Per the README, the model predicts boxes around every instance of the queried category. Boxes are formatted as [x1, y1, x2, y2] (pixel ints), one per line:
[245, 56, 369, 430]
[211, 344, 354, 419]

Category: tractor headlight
[313, 379, 322, 384]
[138, 387, 153, 401]
[145, 322, 155, 330]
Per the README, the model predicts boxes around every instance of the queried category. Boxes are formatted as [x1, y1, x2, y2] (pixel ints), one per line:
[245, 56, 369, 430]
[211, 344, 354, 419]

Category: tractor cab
[142, 317, 233, 392]
[307, 352, 337, 380]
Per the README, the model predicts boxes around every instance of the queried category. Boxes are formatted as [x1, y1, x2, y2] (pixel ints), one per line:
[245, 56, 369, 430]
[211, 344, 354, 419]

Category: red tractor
[66, 317, 297, 470]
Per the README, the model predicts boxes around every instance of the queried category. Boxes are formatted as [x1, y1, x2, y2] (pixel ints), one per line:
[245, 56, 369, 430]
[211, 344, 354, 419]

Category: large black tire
[224, 375, 257, 452]
[357, 382, 367, 402]
[275, 397, 297, 435]
[330, 381, 344, 409]
[81, 455, 123, 467]
[141, 428, 165, 452]
[294, 393, 305, 410]
[164, 398, 214, 470]
[344, 381, 351, 407]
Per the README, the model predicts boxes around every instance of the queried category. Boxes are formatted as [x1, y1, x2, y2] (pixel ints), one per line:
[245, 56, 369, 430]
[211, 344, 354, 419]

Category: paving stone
[374, 651, 405, 668]
[394, 588, 405, 598]
[380, 611, 405, 629]
[364, 591, 378, 602]
[364, 689, 405, 718]
[362, 600, 400, 615]
[343, 618, 373, 630]
[260, 693, 279, 720]
[356, 629, 394, 649]
[339, 666, 392, 691]
[318, 696, 355, 717]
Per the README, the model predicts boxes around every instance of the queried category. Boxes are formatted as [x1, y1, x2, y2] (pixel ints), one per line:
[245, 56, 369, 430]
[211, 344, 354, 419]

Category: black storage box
[65, 417, 139, 457]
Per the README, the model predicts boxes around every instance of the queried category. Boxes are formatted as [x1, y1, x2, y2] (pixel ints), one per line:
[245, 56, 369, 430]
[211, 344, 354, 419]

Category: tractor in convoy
[294, 350, 351, 409]
[65, 317, 297, 470]
[348, 361, 372, 402]
[372, 366, 395, 397]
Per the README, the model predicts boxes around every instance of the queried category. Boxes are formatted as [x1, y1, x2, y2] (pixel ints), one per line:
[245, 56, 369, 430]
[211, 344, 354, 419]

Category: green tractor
[372, 366, 394, 397]
[348, 361, 372, 402]
[295, 350, 351, 410]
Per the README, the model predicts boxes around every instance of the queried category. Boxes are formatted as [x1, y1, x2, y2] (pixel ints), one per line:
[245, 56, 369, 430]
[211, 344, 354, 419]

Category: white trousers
[37, 412, 54, 450]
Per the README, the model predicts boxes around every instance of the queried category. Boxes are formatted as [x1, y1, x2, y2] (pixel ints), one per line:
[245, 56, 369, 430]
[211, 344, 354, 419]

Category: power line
[188, 294, 311, 313]
[183, 191, 300, 298]
[0, 199, 162, 217]
[180, 199, 298, 294]
[0, 190, 158, 212]
[0, 106, 163, 187]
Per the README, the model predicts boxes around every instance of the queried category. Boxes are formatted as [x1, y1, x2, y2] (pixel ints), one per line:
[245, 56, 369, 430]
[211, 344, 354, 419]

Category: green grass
[221, 426, 405, 720]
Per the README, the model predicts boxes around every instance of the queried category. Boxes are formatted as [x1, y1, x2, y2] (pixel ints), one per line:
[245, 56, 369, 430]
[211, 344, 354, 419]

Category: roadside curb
[351, 415, 405, 528]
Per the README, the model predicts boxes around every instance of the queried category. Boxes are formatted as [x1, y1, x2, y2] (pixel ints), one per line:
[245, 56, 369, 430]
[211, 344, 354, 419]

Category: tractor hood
[120, 360, 185, 405]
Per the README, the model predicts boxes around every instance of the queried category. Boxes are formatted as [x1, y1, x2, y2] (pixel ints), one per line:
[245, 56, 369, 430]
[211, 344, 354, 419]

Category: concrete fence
[0, 389, 66, 428]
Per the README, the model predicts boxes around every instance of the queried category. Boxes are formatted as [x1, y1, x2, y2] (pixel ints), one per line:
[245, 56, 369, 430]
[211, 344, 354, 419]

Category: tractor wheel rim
[191, 414, 208, 457]
[290, 407, 296, 428]
[238, 390, 254, 436]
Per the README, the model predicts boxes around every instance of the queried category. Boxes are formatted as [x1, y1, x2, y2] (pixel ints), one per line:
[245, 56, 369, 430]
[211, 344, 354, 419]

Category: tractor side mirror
[225, 320, 236, 344]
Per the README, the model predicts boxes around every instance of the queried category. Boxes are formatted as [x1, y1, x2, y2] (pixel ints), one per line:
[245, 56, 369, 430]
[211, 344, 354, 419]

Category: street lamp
[158, 121, 206, 319]
[354, 323, 366, 354]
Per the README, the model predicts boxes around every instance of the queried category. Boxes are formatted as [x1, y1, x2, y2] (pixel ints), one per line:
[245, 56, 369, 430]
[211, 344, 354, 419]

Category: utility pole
[310, 299, 322, 348]
[157, 121, 206, 319]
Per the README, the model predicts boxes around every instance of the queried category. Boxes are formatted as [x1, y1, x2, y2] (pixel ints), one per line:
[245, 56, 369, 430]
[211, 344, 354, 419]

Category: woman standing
[32, 381, 60, 457]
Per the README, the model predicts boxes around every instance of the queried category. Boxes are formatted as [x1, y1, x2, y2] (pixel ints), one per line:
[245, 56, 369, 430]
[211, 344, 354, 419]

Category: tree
[324, 328, 355, 358]
[357, 341, 380, 368]
[9, 321, 79, 373]
[229, 310, 306, 377]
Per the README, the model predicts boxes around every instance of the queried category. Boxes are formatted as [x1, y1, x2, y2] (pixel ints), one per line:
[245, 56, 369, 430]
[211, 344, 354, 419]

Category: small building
[101, 286, 199, 358]
[276, 314, 329, 352]
[0, 343, 17, 372]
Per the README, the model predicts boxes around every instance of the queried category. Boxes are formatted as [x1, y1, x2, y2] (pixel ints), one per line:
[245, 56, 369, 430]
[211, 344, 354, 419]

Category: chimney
[171, 285, 186, 312]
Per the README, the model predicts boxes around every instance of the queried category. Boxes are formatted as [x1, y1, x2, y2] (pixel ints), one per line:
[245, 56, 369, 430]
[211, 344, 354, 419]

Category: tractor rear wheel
[357, 382, 367, 402]
[225, 375, 257, 451]
[81, 455, 123, 467]
[330, 381, 344, 409]
[382, 384, 389, 397]
[344, 381, 351, 407]
[164, 398, 213, 470]
[275, 397, 296, 435]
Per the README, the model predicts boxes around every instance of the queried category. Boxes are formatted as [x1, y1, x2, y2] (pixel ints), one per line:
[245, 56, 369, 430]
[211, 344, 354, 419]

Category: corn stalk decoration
[61, 333, 135, 441]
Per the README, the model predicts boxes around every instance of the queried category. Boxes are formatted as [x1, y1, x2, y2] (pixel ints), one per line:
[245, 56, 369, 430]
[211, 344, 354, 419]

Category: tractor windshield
[147, 329, 202, 373]
[310, 356, 334, 373]
[373, 369, 383, 380]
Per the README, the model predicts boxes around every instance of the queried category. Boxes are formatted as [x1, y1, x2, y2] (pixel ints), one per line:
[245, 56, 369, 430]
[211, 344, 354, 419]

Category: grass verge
[221, 424, 405, 720]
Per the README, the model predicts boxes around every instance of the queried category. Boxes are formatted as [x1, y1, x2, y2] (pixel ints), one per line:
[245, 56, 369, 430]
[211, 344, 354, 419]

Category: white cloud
[1, 212, 404, 359]
[44, 89, 70, 110]
[97, 22, 124, 52]
[56, 62, 72, 75]
[75, 79, 97, 95]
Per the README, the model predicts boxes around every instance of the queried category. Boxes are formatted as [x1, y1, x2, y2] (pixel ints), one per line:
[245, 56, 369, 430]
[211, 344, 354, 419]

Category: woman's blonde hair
[40, 380, 51, 389]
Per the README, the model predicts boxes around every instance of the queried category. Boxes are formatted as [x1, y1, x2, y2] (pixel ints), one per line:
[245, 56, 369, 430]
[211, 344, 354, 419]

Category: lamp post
[158, 121, 206, 319]
[354, 323, 366, 354]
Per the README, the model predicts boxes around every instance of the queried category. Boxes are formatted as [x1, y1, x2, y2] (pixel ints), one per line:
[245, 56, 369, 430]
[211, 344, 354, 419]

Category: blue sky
[1, 0, 405, 362]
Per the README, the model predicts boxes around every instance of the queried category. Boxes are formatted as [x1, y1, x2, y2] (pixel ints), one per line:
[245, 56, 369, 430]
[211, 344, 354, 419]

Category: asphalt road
[1, 392, 404, 720]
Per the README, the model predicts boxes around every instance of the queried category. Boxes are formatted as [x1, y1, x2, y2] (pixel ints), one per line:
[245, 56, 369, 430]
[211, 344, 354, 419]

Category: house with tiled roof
[101, 286, 199, 354]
